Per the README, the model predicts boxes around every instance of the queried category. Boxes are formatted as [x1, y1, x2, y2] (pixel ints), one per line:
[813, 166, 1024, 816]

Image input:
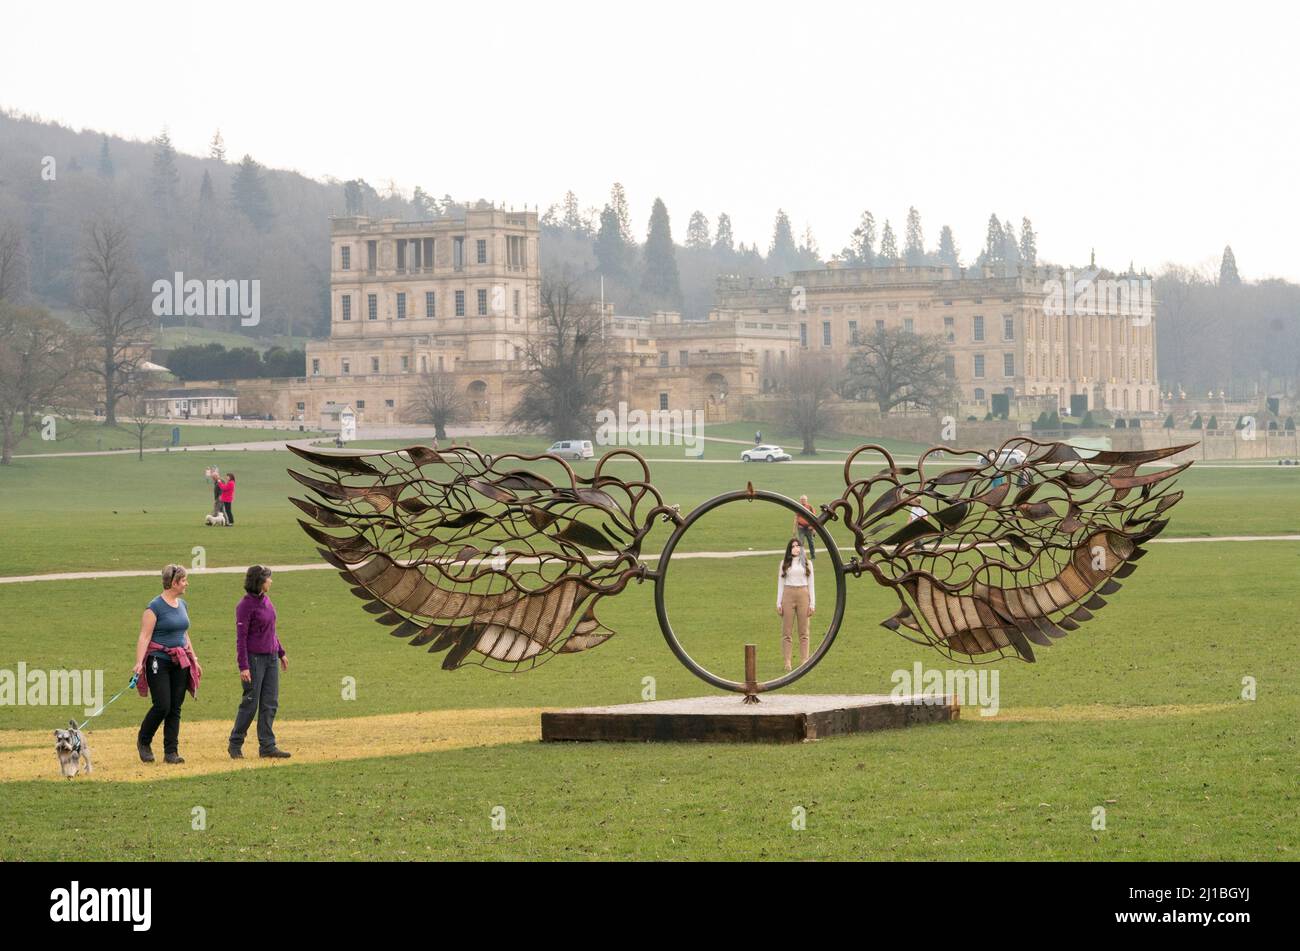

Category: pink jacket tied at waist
[137, 642, 202, 699]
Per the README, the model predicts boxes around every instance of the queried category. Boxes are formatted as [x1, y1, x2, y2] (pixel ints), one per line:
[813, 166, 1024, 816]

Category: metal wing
[832, 438, 1193, 663]
[287, 445, 676, 671]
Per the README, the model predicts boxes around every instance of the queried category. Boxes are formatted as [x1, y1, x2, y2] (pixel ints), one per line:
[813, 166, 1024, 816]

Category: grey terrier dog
[53, 719, 92, 779]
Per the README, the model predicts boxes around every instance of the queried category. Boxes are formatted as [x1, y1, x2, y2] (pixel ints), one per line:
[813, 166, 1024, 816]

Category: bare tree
[842, 328, 958, 415]
[0, 303, 89, 465]
[0, 224, 27, 305]
[76, 215, 151, 426]
[508, 275, 612, 441]
[777, 350, 836, 455]
[122, 375, 160, 461]
[405, 367, 465, 441]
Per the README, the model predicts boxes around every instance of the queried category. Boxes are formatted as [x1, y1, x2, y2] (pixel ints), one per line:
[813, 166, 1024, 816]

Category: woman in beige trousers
[776, 538, 816, 672]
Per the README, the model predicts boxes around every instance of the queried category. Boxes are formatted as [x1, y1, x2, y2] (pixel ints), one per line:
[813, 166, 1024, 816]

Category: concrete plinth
[541, 693, 959, 743]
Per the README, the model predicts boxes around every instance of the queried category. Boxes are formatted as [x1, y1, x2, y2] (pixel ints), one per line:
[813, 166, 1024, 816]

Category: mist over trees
[3, 110, 1299, 398]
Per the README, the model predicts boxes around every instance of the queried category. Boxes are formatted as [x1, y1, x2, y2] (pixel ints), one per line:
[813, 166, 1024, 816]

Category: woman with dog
[213, 471, 236, 526]
[775, 537, 816, 672]
[228, 565, 291, 759]
[134, 564, 203, 764]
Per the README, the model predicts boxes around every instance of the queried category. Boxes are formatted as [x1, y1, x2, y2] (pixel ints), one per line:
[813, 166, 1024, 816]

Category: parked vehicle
[741, 444, 791, 463]
[547, 439, 594, 460]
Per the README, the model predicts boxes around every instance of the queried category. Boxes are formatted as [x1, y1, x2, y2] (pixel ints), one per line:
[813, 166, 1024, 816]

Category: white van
[547, 439, 594, 461]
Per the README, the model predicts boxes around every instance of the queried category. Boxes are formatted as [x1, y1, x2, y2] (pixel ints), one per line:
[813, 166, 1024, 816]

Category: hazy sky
[5, 0, 1298, 279]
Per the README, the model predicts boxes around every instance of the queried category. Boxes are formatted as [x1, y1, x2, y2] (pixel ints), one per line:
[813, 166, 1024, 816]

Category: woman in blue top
[133, 564, 203, 764]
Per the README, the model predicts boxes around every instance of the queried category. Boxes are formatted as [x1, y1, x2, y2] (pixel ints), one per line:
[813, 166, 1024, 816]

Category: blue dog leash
[75, 672, 140, 734]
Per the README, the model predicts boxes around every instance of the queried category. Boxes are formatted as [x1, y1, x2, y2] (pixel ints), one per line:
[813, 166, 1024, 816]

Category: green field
[8, 419, 320, 456]
[0, 432, 1297, 860]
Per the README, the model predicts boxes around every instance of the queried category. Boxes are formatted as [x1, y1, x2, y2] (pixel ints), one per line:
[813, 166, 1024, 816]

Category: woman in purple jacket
[228, 565, 291, 759]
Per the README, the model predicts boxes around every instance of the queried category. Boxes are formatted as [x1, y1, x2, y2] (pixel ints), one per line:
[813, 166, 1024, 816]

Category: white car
[741, 444, 792, 463]
[548, 439, 594, 460]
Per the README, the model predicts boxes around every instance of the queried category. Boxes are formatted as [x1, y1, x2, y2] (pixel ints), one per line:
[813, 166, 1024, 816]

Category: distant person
[228, 565, 290, 759]
[212, 472, 236, 525]
[775, 538, 816, 673]
[134, 565, 203, 764]
[793, 495, 817, 561]
[754, 430, 762, 446]
[205, 466, 223, 520]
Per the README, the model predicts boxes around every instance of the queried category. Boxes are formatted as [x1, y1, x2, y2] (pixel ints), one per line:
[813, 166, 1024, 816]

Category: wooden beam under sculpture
[287, 438, 1192, 695]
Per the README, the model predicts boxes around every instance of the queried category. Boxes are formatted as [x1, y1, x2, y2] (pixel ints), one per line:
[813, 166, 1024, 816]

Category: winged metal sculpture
[288, 438, 1191, 695]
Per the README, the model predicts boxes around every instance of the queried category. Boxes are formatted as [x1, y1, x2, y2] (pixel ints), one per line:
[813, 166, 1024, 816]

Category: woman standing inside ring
[134, 564, 203, 764]
[775, 538, 816, 672]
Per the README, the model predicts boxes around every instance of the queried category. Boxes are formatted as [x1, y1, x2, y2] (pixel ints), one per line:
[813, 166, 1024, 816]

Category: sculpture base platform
[541, 693, 959, 743]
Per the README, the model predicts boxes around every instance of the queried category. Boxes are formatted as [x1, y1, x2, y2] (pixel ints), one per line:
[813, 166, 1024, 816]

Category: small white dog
[54, 719, 92, 779]
[205, 511, 228, 526]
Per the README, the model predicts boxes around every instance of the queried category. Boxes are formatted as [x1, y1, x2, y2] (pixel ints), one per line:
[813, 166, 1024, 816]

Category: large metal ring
[653, 489, 847, 694]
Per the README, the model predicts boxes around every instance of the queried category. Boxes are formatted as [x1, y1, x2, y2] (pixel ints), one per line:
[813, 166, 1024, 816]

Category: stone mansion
[176, 204, 1159, 428]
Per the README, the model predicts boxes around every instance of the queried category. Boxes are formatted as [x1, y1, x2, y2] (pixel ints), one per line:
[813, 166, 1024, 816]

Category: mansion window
[875, 319, 885, 331]
[476, 239, 487, 264]
[396, 292, 406, 320]
[944, 355, 955, 378]
[823, 322, 831, 346]
[455, 291, 465, 317]
[341, 295, 351, 321]
[356, 400, 365, 409]
[366, 240, 377, 274]
[370, 357, 380, 373]
[401, 356, 410, 372]
[680, 350, 689, 366]
[453, 237, 464, 271]
[513, 289, 521, 316]
[973, 354, 985, 378]
[973, 315, 985, 341]
[1004, 316, 1014, 340]
[340, 246, 350, 270]
[903, 318, 914, 334]
[342, 359, 351, 375]
[659, 393, 669, 411]
[425, 291, 435, 318]
[477, 289, 488, 316]
[659, 352, 669, 367]
[311, 359, 320, 375]
[367, 294, 377, 321]
[1004, 353, 1014, 377]
[800, 323, 808, 347]
[507, 235, 527, 269]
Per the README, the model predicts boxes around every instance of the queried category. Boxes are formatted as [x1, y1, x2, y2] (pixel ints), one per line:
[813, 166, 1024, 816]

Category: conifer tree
[1020, 217, 1037, 266]
[1219, 245, 1241, 286]
[641, 198, 682, 305]
[231, 154, 274, 232]
[686, 210, 710, 249]
[714, 213, 735, 252]
[878, 220, 898, 263]
[937, 225, 959, 267]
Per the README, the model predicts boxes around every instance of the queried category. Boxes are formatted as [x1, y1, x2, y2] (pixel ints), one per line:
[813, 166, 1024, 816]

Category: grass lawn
[0, 542, 1295, 859]
[9, 420, 319, 456]
[0, 445, 1296, 576]
[0, 433, 1296, 860]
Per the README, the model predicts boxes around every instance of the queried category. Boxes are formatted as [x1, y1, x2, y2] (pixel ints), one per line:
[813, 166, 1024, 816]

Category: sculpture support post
[743, 644, 759, 704]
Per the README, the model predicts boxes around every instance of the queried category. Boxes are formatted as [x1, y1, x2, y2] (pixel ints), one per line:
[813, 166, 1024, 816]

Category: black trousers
[138, 654, 188, 754]
[222, 500, 234, 525]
